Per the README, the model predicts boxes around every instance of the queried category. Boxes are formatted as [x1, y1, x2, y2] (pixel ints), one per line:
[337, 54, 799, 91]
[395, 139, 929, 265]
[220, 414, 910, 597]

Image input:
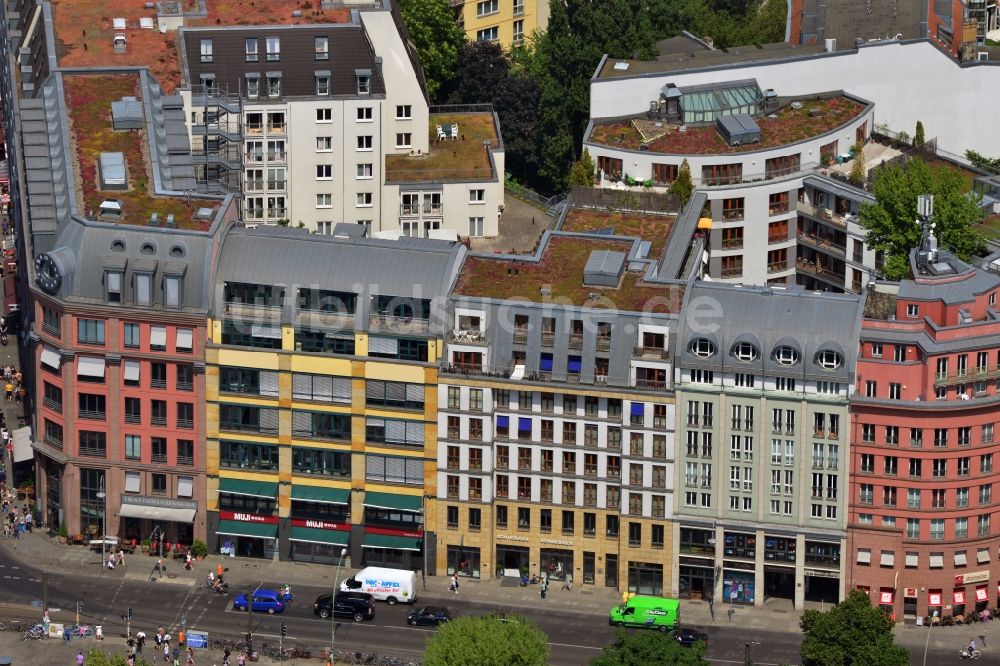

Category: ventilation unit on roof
[194, 207, 215, 221]
[99, 152, 127, 191]
[111, 97, 142, 131]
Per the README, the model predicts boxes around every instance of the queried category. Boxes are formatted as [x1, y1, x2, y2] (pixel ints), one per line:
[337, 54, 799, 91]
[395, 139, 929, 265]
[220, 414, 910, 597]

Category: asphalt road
[0, 546, 974, 666]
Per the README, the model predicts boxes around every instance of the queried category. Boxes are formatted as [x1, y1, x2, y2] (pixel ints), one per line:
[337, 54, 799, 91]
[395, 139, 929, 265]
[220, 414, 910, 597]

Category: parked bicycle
[21, 623, 45, 640]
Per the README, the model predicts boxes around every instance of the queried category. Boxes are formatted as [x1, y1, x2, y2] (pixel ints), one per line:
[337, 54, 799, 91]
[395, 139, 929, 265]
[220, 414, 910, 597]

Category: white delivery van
[340, 567, 417, 605]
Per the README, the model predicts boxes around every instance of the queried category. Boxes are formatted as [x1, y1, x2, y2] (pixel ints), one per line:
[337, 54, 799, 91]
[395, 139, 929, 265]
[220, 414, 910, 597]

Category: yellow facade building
[457, 0, 550, 47]
[204, 226, 465, 569]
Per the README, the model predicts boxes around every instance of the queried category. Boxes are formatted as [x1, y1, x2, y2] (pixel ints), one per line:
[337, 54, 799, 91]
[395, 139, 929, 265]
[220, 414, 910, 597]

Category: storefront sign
[496, 534, 529, 542]
[124, 495, 198, 510]
[929, 591, 942, 606]
[540, 538, 573, 547]
[955, 570, 990, 585]
[879, 591, 893, 605]
[219, 511, 279, 525]
[291, 518, 348, 530]
[954, 590, 966, 604]
[803, 568, 840, 579]
[365, 524, 423, 538]
[904, 588, 918, 598]
[976, 587, 988, 602]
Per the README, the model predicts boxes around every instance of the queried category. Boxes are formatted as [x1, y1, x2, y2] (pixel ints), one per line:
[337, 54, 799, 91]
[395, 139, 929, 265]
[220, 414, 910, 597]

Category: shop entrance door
[764, 567, 795, 600]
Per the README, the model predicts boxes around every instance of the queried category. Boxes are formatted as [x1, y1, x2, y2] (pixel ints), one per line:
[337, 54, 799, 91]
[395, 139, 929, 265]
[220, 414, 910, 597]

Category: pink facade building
[848, 249, 1000, 620]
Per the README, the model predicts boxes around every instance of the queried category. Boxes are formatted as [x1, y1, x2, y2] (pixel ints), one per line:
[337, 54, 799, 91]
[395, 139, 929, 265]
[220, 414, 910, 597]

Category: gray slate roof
[212, 226, 466, 318]
[42, 217, 218, 313]
[675, 281, 864, 383]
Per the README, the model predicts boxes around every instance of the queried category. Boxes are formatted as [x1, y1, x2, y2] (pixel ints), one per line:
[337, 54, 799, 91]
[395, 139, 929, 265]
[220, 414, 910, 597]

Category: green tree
[914, 121, 925, 147]
[569, 148, 596, 187]
[849, 142, 865, 185]
[399, 0, 466, 102]
[444, 41, 510, 106]
[670, 159, 694, 207]
[965, 149, 1000, 174]
[424, 614, 549, 666]
[859, 157, 985, 279]
[800, 590, 908, 666]
[592, 629, 708, 666]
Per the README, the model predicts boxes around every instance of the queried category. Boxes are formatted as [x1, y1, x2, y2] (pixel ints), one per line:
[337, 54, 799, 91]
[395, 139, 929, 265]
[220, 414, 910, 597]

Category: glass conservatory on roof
[670, 79, 764, 125]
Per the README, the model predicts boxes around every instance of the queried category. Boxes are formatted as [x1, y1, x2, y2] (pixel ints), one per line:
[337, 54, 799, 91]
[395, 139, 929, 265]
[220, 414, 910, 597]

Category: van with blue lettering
[340, 566, 417, 605]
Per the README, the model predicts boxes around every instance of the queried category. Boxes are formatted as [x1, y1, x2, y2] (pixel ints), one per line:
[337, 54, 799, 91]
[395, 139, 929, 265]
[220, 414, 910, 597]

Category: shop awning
[119, 501, 196, 523]
[150, 326, 167, 347]
[631, 402, 645, 417]
[362, 533, 421, 551]
[363, 492, 421, 512]
[218, 477, 277, 499]
[978, 548, 991, 564]
[567, 357, 582, 373]
[880, 552, 894, 567]
[290, 527, 349, 546]
[12, 426, 32, 463]
[906, 553, 919, 567]
[124, 359, 140, 382]
[176, 328, 193, 350]
[955, 552, 968, 567]
[292, 485, 349, 505]
[496, 415, 509, 428]
[856, 549, 871, 564]
[217, 520, 277, 539]
[929, 553, 944, 568]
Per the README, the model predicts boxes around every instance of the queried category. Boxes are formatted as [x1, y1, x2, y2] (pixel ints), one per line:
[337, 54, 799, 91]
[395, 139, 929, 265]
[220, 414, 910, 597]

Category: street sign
[186, 630, 208, 649]
[29, 600, 41, 608]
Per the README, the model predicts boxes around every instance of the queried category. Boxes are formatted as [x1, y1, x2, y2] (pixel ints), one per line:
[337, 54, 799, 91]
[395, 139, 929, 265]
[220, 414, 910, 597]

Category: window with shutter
[259, 408, 278, 433]
[292, 411, 312, 436]
[385, 456, 406, 482]
[292, 374, 311, 400]
[406, 458, 423, 483]
[405, 384, 425, 404]
[405, 421, 424, 445]
[368, 336, 398, 355]
[385, 420, 406, 443]
[330, 377, 351, 402]
[366, 455, 382, 479]
[259, 371, 279, 397]
[366, 380, 385, 400]
[386, 382, 407, 404]
[313, 376, 334, 401]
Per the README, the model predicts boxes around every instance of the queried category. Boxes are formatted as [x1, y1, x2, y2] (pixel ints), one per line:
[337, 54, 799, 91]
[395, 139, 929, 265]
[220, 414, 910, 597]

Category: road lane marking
[548, 642, 602, 651]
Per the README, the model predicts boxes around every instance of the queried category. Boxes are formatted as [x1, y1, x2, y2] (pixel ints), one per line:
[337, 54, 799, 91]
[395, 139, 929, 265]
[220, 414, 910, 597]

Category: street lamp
[330, 547, 348, 663]
[96, 477, 106, 576]
[922, 609, 939, 666]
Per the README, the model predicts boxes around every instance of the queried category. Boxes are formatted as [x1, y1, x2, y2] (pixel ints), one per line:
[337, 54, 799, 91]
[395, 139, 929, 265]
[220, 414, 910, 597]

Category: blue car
[233, 589, 286, 614]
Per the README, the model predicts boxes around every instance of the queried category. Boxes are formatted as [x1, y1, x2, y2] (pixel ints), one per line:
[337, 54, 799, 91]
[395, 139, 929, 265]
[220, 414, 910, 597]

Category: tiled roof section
[181, 24, 385, 98]
[50, 0, 352, 93]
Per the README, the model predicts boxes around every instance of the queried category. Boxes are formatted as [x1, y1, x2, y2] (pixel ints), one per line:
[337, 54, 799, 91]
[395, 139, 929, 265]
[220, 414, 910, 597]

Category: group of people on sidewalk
[120, 626, 204, 666]
[2, 364, 25, 406]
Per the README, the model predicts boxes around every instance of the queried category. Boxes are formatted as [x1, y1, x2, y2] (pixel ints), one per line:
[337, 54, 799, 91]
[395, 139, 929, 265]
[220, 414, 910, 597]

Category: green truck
[608, 596, 680, 631]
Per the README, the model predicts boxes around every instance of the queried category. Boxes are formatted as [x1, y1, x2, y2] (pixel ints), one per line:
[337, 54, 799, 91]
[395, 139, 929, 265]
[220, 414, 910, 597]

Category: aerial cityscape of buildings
[3, 0, 1000, 633]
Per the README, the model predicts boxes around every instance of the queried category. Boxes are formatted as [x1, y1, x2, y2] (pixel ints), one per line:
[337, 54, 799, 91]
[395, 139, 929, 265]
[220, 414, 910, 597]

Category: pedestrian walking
[223, 647, 232, 665]
[4, 382, 11, 401]
[63, 625, 71, 642]
[24, 510, 31, 532]
[118, 549, 125, 566]
[540, 576, 548, 599]
[96, 625, 103, 641]
[137, 630, 146, 654]
[177, 627, 185, 647]
[236, 652, 245, 666]
[77, 652, 85, 666]
[449, 572, 459, 594]
[186, 646, 195, 665]
[163, 641, 170, 662]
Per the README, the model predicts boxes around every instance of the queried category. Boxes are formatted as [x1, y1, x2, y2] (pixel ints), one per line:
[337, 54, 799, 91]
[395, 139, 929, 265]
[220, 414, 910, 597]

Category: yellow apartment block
[458, 0, 550, 48]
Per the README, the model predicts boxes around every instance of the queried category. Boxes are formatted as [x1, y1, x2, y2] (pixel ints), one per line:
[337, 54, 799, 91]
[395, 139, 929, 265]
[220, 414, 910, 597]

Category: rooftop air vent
[111, 97, 143, 131]
[98, 152, 127, 191]
[194, 207, 215, 221]
[716, 113, 760, 147]
[584, 250, 626, 287]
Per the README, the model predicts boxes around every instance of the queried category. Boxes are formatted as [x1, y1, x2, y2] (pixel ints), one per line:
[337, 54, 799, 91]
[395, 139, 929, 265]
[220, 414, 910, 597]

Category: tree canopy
[591, 629, 708, 666]
[424, 614, 550, 666]
[399, 0, 465, 102]
[799, 590, 909, 666]
[859, 157, 985, 280]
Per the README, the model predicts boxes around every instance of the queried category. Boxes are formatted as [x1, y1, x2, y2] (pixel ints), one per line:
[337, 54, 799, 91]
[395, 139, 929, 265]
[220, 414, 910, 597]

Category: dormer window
[773, 345, 799, 366]
[355, 69, 371, 95]
[106, 271, 122, 304]
[134, 273, 152, 306]
[164, 276, 182, 309]
[266, 36, 280, 62]
[732, 342, 758, 362]
[315, 36, 329, 61]
[690, 338, 716, 358]
[315, 72, 331, 96]
[816, 349, 843, 370]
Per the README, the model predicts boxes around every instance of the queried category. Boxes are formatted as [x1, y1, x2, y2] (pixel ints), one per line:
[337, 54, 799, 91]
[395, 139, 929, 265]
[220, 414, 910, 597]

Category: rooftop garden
[561, 208, 676, 257]
[51, 0, 349, 93]
[454, 236, 683, 312]
[385, 113, 498, 183]
[588, 96, 866, 155]
[64, 73, 217, 231]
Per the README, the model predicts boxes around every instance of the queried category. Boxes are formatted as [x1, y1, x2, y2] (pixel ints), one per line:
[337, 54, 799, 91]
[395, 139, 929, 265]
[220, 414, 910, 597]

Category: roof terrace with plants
[453, 233, 684, 313]
[385, 108, 502, 184]
[561, 207, 677, 259]
[52, 0, 350, 93]
[587, 94, 868, 156]
[64, 73, 220, 231]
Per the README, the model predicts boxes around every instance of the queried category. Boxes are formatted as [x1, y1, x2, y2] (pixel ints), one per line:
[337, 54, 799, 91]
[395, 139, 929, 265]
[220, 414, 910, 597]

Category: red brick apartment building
[848, 249, 1000, 620]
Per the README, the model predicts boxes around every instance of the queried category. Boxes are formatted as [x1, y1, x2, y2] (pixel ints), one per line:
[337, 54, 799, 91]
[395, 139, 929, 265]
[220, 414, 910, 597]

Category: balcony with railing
[78, 408, 106, 421]
[796, 200, 848, 229]
[245, 179, 264, 192]
[267, 180, 286, 191]
[43, 397, 62, 412]
[223, 300, 282, 322]
[369, 313, 429, 334]
[768, 260, 790, 274]
[152, 451, 168, 464]
[596, 335, 611, 352]
[721, 238, 744, 250]
[768, 232, 790, 245]
[449, 329, 486, 345]
[935, 364, 1000, 387]
[797, 231, 846, 258]
[633, 346, 670, 361]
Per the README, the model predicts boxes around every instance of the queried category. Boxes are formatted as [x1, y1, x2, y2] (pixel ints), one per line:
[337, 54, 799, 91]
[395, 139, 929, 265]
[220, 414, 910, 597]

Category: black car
[406, 606, 453, 626]
[313, 592, 376, 622]
[675, 628, 709, 648]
